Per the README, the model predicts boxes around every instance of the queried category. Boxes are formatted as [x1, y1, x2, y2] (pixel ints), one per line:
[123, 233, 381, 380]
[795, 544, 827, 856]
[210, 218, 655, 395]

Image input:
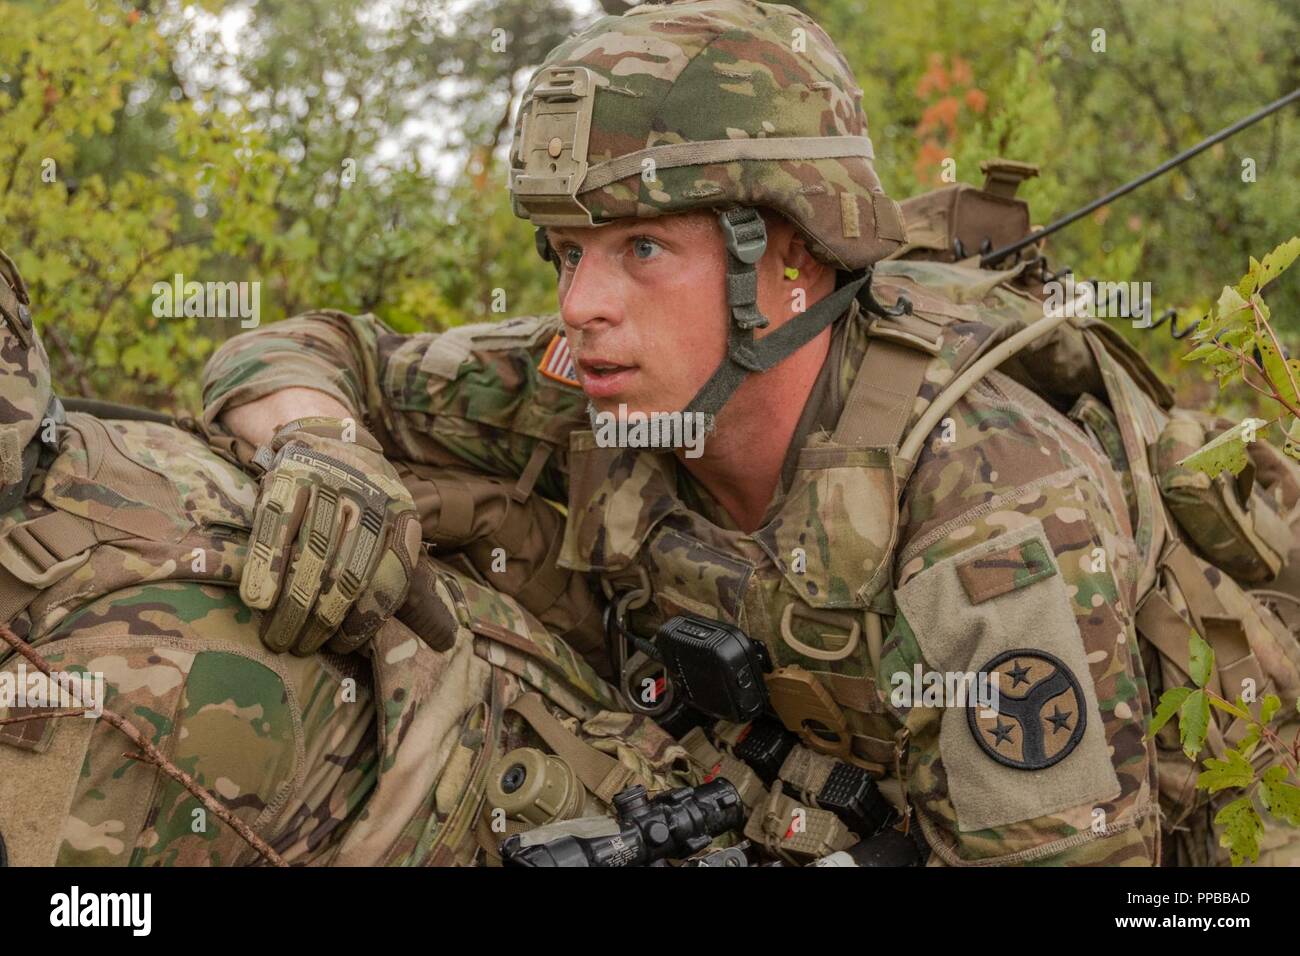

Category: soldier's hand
[241, 416, 421, 656]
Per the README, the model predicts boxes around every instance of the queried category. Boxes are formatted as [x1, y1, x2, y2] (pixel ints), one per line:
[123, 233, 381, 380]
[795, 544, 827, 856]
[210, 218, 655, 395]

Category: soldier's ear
[784, 233, 823, 277]
[762, 214, 830, 289]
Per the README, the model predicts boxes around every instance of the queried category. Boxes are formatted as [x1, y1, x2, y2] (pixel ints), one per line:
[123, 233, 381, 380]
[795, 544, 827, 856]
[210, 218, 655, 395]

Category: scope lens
[501, 764, 528, 794]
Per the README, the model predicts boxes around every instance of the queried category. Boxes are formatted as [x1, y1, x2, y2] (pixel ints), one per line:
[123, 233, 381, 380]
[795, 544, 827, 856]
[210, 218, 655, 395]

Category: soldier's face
[547, 211, 742, 416]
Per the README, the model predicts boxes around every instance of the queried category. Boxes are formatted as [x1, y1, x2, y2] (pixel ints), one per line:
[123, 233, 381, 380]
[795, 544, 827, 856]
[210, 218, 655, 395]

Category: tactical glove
[242, 416, 421, 656]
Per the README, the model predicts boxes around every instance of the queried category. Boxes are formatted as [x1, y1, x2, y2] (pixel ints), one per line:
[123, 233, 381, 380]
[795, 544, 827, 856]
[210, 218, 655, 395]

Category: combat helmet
[508, 0, 907, 417]
[0, 249, 61, 512]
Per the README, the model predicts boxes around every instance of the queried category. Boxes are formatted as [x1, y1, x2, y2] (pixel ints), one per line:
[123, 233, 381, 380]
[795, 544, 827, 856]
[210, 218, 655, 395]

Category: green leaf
[1217, 327, 1254, 349]
[1259, 770, 1300, 827]
[1235, 256, 1264, 298]
[1239, 723, 1262, 760]
[1177, 420, 1268, 479]
[1261, 765, 1288, 785]
[1208, 695, 1251, 721]
[1216, 285, 1251, 323]
[1261, 694, 1282, 724]
[1189, 632, 1215, 688]
[1148, 686, 1192, 738]
[1256, 340, 1300, 408]
[1215, 366, 1245, 389]
[1183, 342, 1220, 363]
[1253, 293, 1271, 323]
[1255, 236, 1300, 292]
[1180, 688, 1211, 759]
[1198, 748, 1255, 793]
[1215, 796, 1264, 866]
[1204, 347, 1239, 368]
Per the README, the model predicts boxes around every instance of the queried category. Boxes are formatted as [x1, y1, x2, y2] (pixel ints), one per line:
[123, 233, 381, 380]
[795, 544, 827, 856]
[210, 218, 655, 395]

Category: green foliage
[2, 0, 1297, 418]
[1176, 418, 1269, 478]
[1178, 235, 1300, 477]
[1150, 631, 1300, 865]
[0, 0, 573, 411]
[810, 0, 1299, 417]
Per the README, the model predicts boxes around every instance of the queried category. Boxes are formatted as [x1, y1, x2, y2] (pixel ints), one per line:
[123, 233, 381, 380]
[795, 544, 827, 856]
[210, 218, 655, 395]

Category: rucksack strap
[0, 511, 98, 625]
[1137, 536, 1268, 752]
[508, 691, 644, 804]
[832, 338, 934, 449]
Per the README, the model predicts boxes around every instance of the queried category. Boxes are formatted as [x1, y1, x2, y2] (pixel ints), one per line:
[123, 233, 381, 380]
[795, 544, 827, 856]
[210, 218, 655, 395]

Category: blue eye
[632, 237, 661, 260]
[562, 246, 582, 269]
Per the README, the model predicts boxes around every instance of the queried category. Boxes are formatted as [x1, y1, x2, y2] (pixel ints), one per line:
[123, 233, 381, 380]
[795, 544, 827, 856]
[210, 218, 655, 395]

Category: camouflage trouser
[0, 562, 691, 867]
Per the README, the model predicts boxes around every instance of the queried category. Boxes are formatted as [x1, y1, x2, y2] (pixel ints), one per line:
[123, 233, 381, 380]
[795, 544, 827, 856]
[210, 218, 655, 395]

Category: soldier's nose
[560, 257, 624, 333]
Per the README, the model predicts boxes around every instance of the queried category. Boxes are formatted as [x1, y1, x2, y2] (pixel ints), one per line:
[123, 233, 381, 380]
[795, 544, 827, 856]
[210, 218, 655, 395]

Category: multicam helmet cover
[509, 0, 905, 271]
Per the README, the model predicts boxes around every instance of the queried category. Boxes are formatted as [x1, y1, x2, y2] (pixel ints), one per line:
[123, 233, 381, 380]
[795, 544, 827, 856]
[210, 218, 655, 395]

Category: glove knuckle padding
[248, 426, 417, 655]
[242, 466, 313, 609]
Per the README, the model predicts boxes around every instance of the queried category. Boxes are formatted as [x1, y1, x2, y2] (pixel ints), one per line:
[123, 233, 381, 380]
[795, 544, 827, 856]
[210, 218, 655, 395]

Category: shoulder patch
[967, 648, 1086, 770]
[538, 333, 579, 387]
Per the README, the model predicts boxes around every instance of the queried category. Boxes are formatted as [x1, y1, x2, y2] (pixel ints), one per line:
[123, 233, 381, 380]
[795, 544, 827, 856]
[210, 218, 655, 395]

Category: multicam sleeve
[879, 370, 1159, 866]
[201, 310, 590, 499]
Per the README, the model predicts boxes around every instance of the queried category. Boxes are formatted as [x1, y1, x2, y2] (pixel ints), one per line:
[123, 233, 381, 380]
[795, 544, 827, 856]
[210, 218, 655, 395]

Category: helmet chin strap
[684, 206, 911, 420]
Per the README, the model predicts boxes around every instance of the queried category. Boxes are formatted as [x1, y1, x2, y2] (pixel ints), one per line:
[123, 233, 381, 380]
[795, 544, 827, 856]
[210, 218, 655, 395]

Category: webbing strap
[513, 527, 571, 614]
[1165, 544, 1264, 704]
[0, 511, 98, 625]
[508, 691, 642, 804]
[685, 207, 877, 419]
[0, 568, 35, 627]
[1142, 540, 1264, 747]
[429, 476, 476, 543]
[832, 338, 933, 449]
[472, 811, 530, 865]
[686, 274, 871, 418]
[580, 136, 876, 193]
[510, 442, 553, 504]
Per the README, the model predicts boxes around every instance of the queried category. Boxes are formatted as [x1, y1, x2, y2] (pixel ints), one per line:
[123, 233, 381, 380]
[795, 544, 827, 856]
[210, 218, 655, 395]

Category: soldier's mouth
[577, 359, 638, 398]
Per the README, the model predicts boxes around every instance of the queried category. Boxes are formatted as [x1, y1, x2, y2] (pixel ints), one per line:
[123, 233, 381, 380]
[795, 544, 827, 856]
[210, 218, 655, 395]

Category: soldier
[199, 0, 1300, 866]
[0, 247, 696, 867]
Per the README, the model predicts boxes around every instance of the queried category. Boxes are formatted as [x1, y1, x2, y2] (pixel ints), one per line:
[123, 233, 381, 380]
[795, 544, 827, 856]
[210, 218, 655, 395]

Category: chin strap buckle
[719, 207, 767, 264]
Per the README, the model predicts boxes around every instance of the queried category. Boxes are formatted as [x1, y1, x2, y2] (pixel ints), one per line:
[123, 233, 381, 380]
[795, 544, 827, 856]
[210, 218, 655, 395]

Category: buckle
[719, 208, 767, 264]
[779, 603, 861, 662]
[979, 158, 1040, 199]
[510, 66, 609, 226]
[0, 522, 89, 587]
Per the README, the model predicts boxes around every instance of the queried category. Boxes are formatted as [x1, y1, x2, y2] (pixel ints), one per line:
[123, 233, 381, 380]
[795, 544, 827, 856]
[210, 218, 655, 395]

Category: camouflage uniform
[200, 0, 1300, 866]
[0, 256, 695, 867]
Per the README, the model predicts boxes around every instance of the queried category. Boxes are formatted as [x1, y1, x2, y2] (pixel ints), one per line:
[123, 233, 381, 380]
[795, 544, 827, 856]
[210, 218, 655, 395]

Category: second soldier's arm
[202, 309, 588, 500]
[200, 309, 591, 655]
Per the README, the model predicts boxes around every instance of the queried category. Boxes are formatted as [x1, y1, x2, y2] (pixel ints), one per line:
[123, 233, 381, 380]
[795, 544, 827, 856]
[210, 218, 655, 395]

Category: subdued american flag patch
[538, 333, 579, 386]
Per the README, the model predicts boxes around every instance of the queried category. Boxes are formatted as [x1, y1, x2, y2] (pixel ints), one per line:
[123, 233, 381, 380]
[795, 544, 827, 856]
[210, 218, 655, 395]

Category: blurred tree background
[0, 0, 1296, 417]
